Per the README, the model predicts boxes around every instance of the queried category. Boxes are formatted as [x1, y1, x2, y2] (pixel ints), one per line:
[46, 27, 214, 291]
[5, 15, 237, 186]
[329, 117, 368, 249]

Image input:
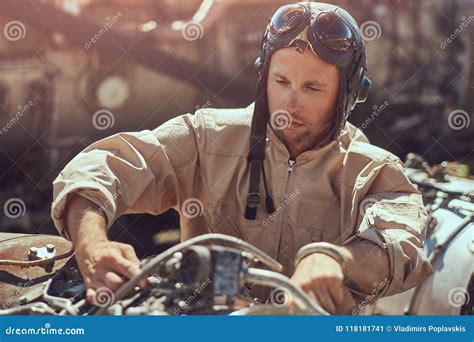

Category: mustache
[289, 113, 310, 126]
[289, 112, 334, 128]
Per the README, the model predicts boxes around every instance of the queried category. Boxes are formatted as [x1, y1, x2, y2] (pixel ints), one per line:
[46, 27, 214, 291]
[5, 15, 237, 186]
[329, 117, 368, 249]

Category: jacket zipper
[287, 158, 296, 174]
[276, 158, 297, 262]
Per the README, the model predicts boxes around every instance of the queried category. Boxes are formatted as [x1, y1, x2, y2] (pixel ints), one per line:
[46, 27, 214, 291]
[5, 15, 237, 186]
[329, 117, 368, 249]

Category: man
[51, 2, 432, 314]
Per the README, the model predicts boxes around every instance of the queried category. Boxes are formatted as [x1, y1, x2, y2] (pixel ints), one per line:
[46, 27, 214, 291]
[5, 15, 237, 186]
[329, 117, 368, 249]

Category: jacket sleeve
[348, 156, 433, 297]
[51, 111, 207, 239]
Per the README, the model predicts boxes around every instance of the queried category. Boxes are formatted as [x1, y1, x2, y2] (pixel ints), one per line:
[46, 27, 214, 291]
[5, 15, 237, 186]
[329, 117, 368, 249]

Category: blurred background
[0, 0, 472, 259]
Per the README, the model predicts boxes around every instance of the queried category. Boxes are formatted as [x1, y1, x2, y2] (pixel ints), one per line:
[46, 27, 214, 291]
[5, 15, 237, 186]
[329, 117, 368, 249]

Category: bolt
[29, 247, 38, 256]
[46, 244, 55, 253]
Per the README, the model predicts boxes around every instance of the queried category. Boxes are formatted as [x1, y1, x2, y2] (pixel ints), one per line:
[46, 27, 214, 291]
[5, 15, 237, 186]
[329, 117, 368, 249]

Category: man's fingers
[116, 244, 148, 288]
[78, 242, 146, 304]
[85, 282, 111, 304]
[103, 270, 125, 291]
[118, 244, 140, 266]
[328, 280, 344, 307]
[116, 244, 148, 289]
[314, 285, 336, 314]
[84, 270, 122, 305]
[108, 254, 141, 280]
[299, 286, 318, 304]
[86, 288, 96, 304]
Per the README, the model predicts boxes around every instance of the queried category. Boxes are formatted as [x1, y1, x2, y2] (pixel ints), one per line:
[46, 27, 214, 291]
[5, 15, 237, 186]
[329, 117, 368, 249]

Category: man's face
[267, 46, 340, 155]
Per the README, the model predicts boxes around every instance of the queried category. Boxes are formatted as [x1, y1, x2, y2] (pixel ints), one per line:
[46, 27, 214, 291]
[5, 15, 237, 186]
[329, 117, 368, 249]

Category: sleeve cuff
[344, 227, 399, 299]
[51, 181, 118, 238]
[378, 230, 408, 297]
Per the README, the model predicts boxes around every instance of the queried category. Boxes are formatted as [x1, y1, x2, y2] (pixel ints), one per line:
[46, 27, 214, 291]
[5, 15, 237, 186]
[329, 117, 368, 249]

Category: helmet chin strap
[245, 62, 276, 220]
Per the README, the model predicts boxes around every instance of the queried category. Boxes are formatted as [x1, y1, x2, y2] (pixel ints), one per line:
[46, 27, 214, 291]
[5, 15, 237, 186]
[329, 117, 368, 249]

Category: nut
[46, 244, 55, 253]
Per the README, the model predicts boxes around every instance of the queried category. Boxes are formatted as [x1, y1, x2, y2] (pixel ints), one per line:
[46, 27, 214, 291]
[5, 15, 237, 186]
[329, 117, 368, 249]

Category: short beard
[274, 119, 334, 153]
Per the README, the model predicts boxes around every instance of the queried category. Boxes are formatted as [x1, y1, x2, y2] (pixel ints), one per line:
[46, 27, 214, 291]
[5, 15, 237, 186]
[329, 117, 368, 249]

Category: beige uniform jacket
[51, 103, 432, 298]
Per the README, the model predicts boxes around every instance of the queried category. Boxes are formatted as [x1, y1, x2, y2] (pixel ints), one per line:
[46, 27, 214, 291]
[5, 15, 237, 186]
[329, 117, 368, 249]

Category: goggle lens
[269, 4, 307, 35]
[314, 12, 354, 52]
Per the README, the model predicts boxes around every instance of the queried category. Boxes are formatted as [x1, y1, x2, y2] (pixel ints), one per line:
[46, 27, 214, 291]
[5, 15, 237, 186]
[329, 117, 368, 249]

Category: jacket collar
[246, 101, 343, 164]
[266, 124, 340, 164]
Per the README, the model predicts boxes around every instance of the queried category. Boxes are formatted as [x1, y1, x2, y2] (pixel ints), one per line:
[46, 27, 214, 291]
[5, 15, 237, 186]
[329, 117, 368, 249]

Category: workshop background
[0, 0, 473, 259]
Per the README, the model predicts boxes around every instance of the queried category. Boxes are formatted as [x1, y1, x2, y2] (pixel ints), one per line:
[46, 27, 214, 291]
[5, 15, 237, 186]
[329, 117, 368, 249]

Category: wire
[0, 247, 74, 267]
[95, 233, 282, 315]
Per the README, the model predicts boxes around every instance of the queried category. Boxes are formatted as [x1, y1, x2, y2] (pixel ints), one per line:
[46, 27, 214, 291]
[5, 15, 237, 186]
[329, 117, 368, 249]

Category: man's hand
[290, 253, 355, 314]
[75, 240, 146, 303]
[291, 240, 391, 314]
[65, 194, 146, 304]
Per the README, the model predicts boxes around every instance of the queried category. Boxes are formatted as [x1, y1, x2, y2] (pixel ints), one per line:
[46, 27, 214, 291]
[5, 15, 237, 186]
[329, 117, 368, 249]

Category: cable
[0, 247, 74, 267]
[95, 233, 282, 315]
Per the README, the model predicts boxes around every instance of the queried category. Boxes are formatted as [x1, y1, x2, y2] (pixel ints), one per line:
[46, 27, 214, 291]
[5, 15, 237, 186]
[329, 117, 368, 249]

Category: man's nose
[283, 88, 301, 114]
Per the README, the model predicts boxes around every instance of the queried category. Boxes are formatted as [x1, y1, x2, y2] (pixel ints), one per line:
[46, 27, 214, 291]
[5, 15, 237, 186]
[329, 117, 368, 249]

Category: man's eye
[306, 86, 320, 92]
[276, 79, 289, 85]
